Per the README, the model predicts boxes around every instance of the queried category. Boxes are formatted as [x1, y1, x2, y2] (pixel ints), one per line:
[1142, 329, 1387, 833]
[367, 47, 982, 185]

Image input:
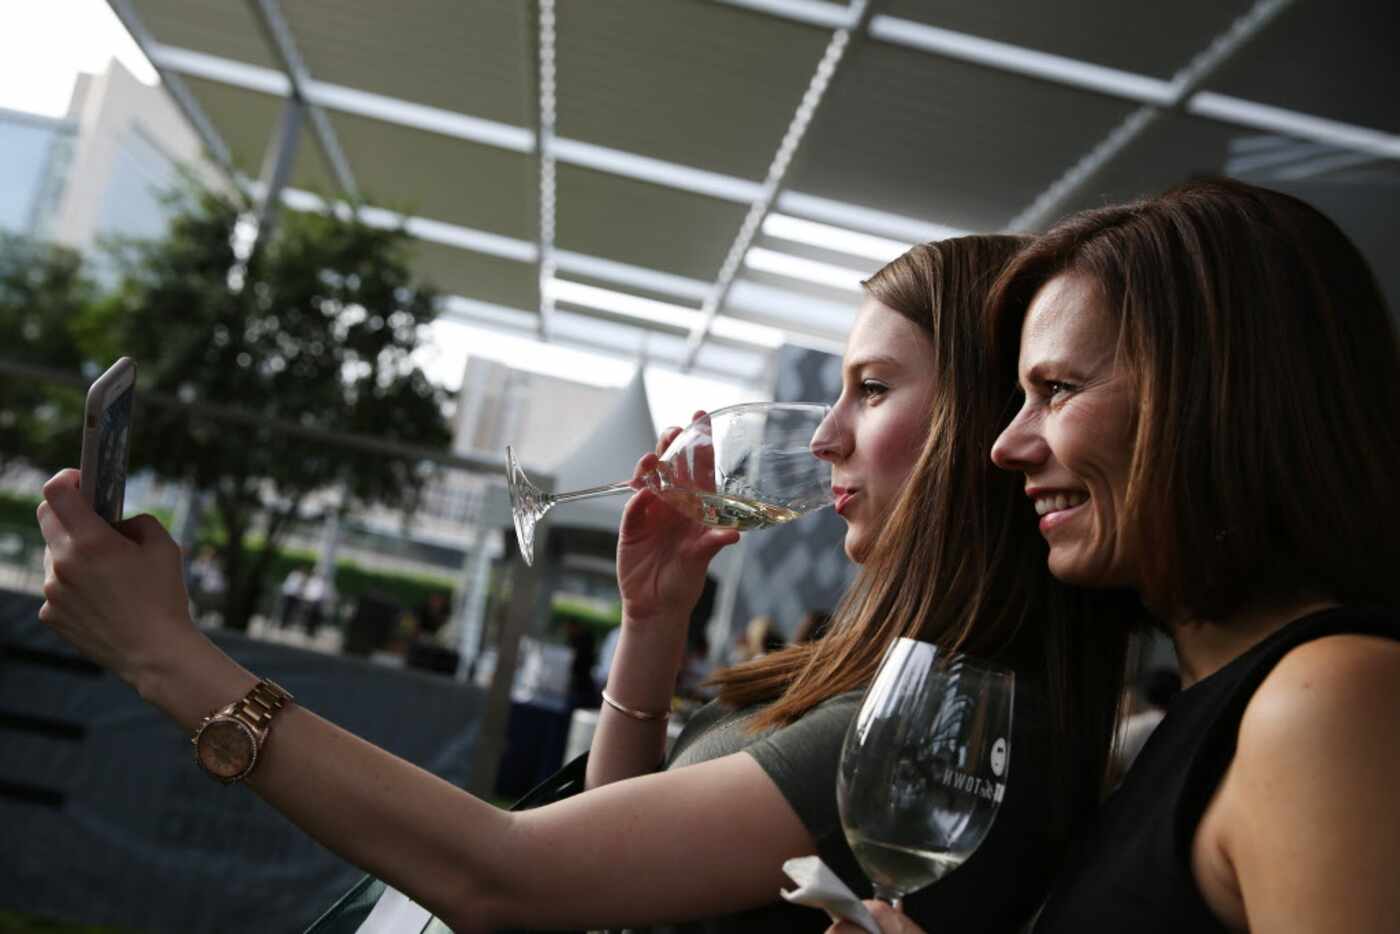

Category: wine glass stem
[548, 478, 638, 507]
[871, 886, 903, 911]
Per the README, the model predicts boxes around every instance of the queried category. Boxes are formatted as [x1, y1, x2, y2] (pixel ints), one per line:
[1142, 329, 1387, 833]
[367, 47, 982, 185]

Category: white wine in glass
[505, 401, 833, 565]
[838, 640, 1014, 908]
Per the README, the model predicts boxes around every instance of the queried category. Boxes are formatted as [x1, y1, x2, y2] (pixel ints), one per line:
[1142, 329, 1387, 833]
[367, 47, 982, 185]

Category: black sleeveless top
[1033, 606, 1400, 933]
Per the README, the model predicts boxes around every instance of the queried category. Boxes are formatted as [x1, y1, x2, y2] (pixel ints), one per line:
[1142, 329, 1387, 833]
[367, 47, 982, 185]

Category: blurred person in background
[36, 236, 1134, 932]
[277, 562, 309, 629]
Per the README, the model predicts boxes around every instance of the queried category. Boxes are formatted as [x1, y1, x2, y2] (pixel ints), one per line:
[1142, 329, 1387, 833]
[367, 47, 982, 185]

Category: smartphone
[78, 357, 137, 526]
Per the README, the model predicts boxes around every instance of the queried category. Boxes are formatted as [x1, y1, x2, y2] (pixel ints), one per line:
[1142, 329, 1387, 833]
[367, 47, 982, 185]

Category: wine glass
[505, 401, 833, 566]
[837, 639, 1014, 908]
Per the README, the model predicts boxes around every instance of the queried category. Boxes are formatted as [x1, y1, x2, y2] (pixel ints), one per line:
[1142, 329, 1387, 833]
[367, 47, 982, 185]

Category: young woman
[834, 179, 1400, 933]
[35, 237, 1131, 932]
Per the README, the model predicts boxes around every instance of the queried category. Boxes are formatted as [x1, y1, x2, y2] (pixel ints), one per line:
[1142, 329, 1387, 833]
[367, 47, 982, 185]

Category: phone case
[78, 357, 137, 524]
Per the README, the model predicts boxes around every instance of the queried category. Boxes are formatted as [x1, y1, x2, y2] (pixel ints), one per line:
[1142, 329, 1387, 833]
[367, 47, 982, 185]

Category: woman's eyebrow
[844, 353, 901, 375]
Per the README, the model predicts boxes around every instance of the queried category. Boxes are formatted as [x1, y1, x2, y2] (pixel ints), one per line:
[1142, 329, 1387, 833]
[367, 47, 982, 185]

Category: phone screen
[93, 383, 134, 525]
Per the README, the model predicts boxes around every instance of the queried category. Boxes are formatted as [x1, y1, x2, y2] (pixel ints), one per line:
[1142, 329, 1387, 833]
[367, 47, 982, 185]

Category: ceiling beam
[1009, 0, 1296, 232]
[245, 0, 359, 202]
[683, 0, 876, 369]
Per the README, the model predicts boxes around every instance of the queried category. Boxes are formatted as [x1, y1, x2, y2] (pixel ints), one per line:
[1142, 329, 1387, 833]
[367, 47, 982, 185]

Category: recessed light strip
[744, 247, 866, 292]
[762, 214, 910, 262]
[714, 0, 860, 30]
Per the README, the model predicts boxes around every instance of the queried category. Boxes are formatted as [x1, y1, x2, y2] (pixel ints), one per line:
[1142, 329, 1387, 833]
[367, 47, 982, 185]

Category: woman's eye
[860, 380, 888, 400]
[1046, 380, 1075, 401]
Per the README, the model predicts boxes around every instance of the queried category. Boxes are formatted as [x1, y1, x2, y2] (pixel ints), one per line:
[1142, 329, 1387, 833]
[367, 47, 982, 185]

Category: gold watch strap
[229, 678, 294, 733]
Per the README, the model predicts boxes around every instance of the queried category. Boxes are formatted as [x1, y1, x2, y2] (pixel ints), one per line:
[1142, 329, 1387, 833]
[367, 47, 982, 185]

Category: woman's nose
[810, 408, 849, 463]
[990, 410, 1045, 472]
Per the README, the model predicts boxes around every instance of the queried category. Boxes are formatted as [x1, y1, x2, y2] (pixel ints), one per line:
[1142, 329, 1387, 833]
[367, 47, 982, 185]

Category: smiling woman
[986, 178, 1400, 934]
[839, 176, 1400, 934]
[991, 273, 1138, 589]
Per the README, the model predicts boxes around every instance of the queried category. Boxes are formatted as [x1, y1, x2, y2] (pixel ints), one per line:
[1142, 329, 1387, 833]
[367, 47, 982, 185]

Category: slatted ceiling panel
[790, 41, 1137, 232]
[1202, 0, 1400, 134]
[130, 0, 280, 69]
[179, 76, 341, 196]
[280, 0, 534, 127]
[556, 164, 747, 282]
[880, 0, 1255, 79]
[324, 111, 535, 237]
[555, 0, 831, 181]
[1050, 112, 1240, 218]
[408, 239, 538, 311]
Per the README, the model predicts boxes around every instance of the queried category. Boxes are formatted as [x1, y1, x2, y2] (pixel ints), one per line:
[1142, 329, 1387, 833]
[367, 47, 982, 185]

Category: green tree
[94, 182, 452, 629]
[0, 234, 97, 477]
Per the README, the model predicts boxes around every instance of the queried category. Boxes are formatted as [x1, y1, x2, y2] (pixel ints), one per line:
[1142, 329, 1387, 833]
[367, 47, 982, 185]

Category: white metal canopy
[107, 0, 1400, 386]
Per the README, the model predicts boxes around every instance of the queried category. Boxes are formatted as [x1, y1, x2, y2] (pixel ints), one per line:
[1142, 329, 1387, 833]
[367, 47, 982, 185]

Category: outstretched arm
[587, 416, 738, 789]
[1206, 633, 1400, 933]
[37, 469, 797, 932]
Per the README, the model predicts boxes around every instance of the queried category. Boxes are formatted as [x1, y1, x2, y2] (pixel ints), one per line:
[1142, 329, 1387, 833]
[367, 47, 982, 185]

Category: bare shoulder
[1210, 633, 1400, 931]
[1241, 633, 1400, 741]
[1229, 632, 1400, 794]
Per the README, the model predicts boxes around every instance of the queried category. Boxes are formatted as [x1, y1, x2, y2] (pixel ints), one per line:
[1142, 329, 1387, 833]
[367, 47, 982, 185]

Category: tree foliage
[0, 234, 97, 477]
[91, 182, 453, 628]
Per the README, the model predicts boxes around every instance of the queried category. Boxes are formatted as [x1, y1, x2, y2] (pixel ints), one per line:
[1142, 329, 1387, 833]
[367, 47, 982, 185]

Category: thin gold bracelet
[600, 689, 669, 721]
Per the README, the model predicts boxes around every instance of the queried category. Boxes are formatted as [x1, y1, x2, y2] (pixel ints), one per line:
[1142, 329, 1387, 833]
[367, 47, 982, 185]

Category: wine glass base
[505, 446, 544, 566]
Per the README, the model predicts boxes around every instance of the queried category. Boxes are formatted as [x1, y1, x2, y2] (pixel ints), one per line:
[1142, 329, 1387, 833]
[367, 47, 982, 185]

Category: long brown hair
[987, 178, 1400, 620]
[709, 235, 1136, 827]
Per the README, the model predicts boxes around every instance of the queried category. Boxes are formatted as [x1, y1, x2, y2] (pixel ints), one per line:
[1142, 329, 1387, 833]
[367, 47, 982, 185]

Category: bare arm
[1212, 634, 1400, 933]
[39, 469, 799, 932]
[587, 422, 738, 789]
[136, 641, 813, 932]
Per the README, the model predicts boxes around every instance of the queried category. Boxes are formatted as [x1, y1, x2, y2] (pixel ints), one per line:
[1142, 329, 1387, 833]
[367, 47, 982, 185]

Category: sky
[0, 1, 769, 430]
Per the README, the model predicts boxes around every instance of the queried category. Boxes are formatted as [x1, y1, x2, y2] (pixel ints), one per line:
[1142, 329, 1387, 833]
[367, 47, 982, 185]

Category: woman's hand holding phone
[36, 468, 210, 696]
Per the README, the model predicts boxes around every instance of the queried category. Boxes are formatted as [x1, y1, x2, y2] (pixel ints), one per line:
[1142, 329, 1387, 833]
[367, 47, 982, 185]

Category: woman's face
[810, 299, 937, 563]
[990, 273, 1140, 589]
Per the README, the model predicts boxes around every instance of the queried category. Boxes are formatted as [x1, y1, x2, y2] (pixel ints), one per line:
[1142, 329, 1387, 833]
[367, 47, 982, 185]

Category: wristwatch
[191, 678, 294, 783]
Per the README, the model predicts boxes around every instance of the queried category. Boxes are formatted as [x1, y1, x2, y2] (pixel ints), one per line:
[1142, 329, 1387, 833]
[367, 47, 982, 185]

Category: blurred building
[454, 356, 621, 465]
[0, 59, 217, 262]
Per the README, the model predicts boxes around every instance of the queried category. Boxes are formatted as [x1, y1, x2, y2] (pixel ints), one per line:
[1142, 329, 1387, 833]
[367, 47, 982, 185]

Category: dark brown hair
[988, 177, 1400, 619]
[709, 235, 1136, 830]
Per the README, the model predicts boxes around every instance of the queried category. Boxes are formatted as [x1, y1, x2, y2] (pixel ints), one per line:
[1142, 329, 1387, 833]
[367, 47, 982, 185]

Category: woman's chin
[844, 530, 868, 565]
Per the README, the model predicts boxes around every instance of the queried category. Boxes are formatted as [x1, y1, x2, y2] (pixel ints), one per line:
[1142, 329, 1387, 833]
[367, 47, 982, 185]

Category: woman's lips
[834, 490, 856, 516]
[1038, 499, 1086, 534]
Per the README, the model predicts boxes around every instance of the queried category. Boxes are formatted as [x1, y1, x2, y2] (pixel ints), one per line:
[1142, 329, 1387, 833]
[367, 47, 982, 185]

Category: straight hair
[987, 177, 1400, 619]
[709, 235, 1136, 832]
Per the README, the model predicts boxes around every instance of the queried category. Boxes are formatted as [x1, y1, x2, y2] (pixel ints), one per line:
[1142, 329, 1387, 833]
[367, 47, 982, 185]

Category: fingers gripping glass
[837, 640, 1014, 908]
[505, 402, 833, 566]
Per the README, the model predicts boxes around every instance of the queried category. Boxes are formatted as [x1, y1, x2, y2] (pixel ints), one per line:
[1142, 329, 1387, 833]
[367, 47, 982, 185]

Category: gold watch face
[195, 717, 257, 780]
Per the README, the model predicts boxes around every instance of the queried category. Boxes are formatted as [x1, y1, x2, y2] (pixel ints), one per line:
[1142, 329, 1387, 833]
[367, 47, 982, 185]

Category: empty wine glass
[837, 639, 1014, 908]
[505, 401, 833, 566]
